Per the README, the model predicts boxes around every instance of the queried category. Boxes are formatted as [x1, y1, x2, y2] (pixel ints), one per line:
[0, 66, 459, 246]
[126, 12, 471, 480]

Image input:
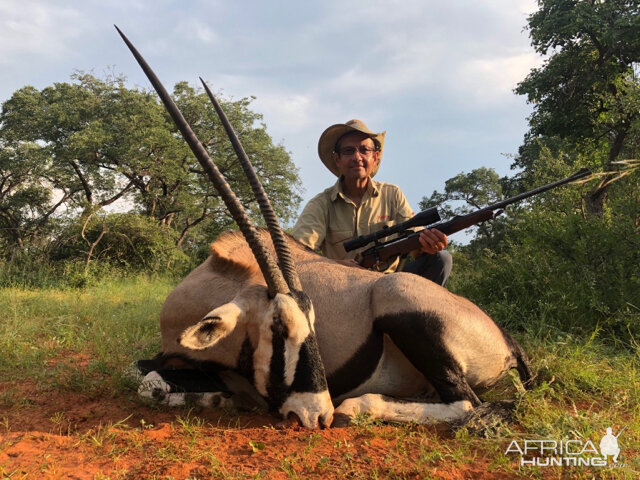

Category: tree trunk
[584, 182, 610, 217]
[585, 129, 627, 216]
[81, 215, 108, 274]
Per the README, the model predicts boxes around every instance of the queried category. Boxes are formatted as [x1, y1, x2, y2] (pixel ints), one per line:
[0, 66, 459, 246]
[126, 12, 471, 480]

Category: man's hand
[417, 228, 448, 255]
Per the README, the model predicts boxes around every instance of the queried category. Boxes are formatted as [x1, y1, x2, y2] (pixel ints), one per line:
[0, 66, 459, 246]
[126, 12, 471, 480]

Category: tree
[2, 76, 136, 215]
[0, 73, 302, 262]
[419, 167, 506, 241]
[0, 141, 59, 252]
[419, 1, 640, 344]
[156, 82, 302, 251]
[515, 0, 640, 214]
[52, 212, 188, 272]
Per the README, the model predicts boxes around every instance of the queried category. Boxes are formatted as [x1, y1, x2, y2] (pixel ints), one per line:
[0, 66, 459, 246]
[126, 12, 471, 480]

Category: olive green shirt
[291, 179, 415, 273]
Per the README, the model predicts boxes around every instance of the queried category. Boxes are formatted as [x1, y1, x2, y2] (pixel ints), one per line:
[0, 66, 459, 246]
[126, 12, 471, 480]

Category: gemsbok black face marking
[121, 27, 532, 429]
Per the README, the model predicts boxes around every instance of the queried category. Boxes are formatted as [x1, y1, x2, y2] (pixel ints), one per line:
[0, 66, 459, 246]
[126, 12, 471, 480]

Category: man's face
[332, 132, 380, 182]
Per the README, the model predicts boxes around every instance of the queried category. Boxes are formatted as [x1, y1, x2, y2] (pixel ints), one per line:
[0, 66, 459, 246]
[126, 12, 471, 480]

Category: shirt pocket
[369, 221, 390, 232]
[325, 228, 355, 257]
[326, 229, 355, 247]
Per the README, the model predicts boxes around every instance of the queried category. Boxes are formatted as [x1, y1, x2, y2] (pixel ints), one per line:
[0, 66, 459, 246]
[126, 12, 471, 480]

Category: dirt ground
[0, 381, 522, 480]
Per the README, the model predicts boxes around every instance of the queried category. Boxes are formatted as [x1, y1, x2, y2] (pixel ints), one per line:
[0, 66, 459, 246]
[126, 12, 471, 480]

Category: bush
[450, 211, 640, 348]
[0, 213, 193, 289]
[52, 213, 190, 274]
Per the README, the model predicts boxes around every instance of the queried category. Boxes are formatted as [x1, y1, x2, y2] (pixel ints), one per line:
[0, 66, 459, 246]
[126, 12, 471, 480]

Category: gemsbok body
[158, 230, 532, 426]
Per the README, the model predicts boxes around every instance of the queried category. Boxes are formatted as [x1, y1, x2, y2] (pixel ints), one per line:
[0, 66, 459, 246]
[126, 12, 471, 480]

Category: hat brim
[318, 123, 385, 177]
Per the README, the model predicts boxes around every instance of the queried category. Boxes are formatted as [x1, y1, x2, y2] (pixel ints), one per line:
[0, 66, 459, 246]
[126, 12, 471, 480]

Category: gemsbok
[118, 27, 533, 429]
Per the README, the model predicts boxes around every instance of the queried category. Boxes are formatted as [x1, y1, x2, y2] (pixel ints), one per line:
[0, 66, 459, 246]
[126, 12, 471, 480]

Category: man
[291, 119, 452, 286]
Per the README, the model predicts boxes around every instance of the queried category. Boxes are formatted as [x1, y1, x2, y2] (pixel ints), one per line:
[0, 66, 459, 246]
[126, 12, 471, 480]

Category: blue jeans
[400, 251, 452, 287]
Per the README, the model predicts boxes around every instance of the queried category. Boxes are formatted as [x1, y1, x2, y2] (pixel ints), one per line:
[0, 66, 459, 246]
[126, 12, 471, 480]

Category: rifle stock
[355, 168, 591, 269]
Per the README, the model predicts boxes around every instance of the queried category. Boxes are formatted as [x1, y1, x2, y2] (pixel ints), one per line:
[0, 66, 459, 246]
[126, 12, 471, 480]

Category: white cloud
[254, 93, 313, 132]
[176, 19, 218, 45]
[456, 52, 543, 105]
[277, 0, 541, 113]
[0, 1, 83, 63]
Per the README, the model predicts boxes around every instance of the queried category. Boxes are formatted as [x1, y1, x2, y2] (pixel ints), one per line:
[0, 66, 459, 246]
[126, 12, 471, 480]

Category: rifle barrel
[356, 168, 592, 268]
[615, 426, 627, 438]
[429, 168, 591, 237]
[485, 168, 591, 212]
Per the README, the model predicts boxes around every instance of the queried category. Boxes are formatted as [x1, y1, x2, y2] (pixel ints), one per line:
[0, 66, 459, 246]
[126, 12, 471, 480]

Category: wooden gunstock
[359, 233, 422, 269]
[358, 209, 494, 268]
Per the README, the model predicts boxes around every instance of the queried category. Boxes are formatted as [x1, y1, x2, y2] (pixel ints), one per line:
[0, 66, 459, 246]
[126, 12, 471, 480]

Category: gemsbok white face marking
[252, 293, 312, 396]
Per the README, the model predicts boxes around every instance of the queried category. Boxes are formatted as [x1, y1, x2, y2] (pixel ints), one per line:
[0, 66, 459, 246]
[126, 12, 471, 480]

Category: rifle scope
[343, 206, 441, 252]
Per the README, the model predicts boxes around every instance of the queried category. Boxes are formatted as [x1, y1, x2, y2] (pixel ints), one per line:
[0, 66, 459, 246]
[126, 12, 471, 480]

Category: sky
[0, 0, 543, 224]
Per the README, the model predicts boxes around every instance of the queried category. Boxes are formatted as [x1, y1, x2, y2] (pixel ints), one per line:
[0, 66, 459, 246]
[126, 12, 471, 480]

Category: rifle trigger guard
[372, 239, 382, 266]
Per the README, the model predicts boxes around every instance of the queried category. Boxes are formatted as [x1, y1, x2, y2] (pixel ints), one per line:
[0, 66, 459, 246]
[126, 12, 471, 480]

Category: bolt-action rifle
[346, 168, 592, 269]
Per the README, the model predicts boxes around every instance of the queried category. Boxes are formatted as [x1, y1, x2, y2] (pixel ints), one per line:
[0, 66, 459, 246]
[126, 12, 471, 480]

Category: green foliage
[512, 336, 639, 463]
[0, 72, 302, 281]
[0, 137, 56, 251]
[0, 249, 114, 289]
[515, 0, 640, 217]
[419, 167, 506, 240]
[447, 165, 639, 347]
[516, 0, 640, 159]
[419, 167, 503, 216]
[428, 1, 640, 350]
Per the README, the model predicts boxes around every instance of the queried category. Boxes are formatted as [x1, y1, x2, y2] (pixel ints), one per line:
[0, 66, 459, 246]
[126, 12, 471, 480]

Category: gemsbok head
[117, 26, 334, 428]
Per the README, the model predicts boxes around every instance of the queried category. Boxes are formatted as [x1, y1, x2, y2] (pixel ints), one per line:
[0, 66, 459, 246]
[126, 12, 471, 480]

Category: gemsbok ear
[179, 302, 243, 350]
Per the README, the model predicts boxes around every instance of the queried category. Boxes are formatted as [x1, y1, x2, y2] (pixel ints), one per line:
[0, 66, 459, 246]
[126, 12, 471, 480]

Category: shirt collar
[329, 177, 380, 202]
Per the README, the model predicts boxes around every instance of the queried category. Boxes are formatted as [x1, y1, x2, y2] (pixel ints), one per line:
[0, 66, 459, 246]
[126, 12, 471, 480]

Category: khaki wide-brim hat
[317, 119, 386, 177]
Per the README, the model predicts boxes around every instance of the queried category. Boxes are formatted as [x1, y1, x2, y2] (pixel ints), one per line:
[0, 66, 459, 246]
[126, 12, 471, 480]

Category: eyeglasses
[336, 146, 377, 156]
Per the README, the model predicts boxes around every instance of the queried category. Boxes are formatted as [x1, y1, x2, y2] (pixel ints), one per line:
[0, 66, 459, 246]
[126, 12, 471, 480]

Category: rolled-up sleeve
[291, 194, 329, 250]
[393, 186, 415, 223]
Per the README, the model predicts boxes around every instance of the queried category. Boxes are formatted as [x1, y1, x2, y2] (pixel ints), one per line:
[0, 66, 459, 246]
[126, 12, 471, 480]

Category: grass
[0, 275, 638, 478]
[0, 276, 173, 392]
